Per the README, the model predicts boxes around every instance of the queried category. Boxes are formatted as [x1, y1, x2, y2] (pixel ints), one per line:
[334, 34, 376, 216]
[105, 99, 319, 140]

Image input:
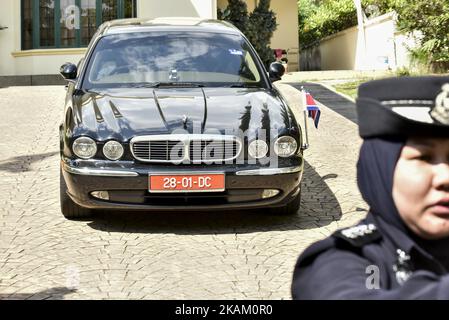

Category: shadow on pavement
[86, 160, 342, 235]
[0, 287, 76, 300]
[0, 152, 58, 173]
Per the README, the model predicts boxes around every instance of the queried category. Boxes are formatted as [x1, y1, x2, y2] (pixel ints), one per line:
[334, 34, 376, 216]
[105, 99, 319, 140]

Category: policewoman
[291, 76, 449, 299]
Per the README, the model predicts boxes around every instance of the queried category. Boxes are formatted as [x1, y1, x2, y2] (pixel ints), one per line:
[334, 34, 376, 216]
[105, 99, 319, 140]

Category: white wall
[363, 14, 396, 70]
[301, 12, 415, 71]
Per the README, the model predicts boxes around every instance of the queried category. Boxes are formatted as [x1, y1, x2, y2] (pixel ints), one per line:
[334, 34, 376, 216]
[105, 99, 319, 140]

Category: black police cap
[356, 76, 449, 139]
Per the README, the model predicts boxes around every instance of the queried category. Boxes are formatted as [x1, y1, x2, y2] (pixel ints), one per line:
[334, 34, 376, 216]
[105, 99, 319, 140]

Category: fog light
[91, 191, 109, 200]
[262, 189, 280, 199]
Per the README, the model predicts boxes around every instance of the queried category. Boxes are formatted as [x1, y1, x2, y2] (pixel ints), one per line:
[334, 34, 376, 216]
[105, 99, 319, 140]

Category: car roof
[99, 17, 243, 37]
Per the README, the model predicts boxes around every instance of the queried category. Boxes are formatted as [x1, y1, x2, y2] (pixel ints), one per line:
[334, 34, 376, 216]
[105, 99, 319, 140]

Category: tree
[297, 0, 448, 72]
[246, 0, 278, 68]
[298, 0, 318, 34]
[219, 0, 249, 34]
[395, 0, 449, 72]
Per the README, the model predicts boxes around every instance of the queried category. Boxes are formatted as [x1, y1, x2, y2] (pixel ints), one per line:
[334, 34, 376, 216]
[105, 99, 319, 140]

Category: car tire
[272, 189, 301, 215]
[60, 168, 92, 219]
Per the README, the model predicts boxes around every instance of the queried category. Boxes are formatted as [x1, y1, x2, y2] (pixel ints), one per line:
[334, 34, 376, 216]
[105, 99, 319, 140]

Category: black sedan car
[59, 17, 307, 219]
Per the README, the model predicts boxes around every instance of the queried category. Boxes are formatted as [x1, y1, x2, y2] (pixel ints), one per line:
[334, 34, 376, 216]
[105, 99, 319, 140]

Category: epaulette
[333, 223, 382, 248]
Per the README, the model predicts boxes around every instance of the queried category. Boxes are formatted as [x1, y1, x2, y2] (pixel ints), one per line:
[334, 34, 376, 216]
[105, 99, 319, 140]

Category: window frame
[21, 0, 137, 50]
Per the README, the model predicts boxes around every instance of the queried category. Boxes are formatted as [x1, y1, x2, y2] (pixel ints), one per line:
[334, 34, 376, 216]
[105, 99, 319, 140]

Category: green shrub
[218, 0, 249, 34]
[395, 66, 411, 77]
[246, 0, 278, 68]
[396, 0, 449, 72]
[299, 0, 401, 49]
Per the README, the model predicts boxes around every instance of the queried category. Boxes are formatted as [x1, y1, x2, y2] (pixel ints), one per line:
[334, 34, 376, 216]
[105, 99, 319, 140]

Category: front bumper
[61, 158, 304, 211]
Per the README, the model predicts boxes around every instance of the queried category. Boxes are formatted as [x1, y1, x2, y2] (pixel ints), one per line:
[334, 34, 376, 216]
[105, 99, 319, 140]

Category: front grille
[131, 135, 242, 164]
[132, 140, 184, 162]
[189, 140, 239, 162]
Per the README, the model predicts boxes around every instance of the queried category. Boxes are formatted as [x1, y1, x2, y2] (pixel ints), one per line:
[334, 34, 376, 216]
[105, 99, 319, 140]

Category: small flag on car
[304, 90, 321, 129]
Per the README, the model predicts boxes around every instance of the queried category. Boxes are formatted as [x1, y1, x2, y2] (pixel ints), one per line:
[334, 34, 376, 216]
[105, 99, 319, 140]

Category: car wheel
[60, 169, 92, 220]
[272, 189, 301, 215]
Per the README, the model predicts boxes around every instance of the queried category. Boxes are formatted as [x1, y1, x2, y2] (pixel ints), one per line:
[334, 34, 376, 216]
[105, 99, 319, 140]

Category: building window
[21, 0, 137, 50]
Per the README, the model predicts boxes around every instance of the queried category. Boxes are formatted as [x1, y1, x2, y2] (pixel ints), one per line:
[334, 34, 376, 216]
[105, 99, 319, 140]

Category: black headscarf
[357, 138, 406, 232]
[357, 138, 449, 269]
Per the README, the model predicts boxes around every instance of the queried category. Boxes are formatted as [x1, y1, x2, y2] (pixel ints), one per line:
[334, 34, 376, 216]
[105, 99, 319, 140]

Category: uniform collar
[369, 213, 436, 260]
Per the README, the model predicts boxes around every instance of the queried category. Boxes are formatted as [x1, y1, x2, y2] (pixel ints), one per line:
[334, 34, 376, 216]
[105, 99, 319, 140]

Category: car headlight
[248, 140, 269, 159]
[103, 141, 124, 161]
[72, 137, 97, 159]
[274, 136, 298, 158]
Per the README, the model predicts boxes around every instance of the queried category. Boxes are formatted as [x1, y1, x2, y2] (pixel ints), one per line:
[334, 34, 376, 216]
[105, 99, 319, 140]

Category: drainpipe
[212, 0, 217, 19]
[354, 0, 368, 70]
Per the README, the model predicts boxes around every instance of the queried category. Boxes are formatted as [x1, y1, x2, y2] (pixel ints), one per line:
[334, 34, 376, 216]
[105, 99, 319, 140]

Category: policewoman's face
[393, 138, 449, 239]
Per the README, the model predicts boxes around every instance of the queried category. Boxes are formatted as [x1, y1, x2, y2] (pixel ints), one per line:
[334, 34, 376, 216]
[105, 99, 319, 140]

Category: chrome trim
[302, 109, 310, 150]
[235, 166, 302, 176]
[130, 134, 242, 164]
[62, 162, 139, 177]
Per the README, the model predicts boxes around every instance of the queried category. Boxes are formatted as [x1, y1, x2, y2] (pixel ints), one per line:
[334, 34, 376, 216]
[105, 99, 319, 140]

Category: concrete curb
[318, 82, 356, 103]
[0, 75, 65, 87]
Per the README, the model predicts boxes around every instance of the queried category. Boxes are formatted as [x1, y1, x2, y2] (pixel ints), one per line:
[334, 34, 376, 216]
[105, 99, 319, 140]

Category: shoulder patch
[333, 224, 382, 248]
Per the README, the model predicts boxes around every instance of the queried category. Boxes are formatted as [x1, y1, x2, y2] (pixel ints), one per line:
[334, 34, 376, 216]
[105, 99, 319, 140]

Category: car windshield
[82, 31, 265, 89]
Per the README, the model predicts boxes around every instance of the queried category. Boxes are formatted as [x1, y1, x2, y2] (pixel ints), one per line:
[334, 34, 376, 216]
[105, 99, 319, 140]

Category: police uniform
[291, 76, 449, 299]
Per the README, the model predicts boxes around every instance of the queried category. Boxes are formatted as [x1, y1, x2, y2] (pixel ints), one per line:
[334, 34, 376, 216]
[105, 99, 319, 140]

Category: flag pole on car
[300, 86, 321, 150]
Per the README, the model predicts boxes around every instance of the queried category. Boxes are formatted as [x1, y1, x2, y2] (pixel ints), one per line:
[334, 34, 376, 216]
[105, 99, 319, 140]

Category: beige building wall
[138, 0, 217, 19]
[319, 26, 358, 70]
[0, 0, 21, 76]
[0, 0, 85, 76]
[217, 0, 299, 71]
[11, 50, 87, 76]
[270, 0, 299, 71]
[308, 12, 412, 71]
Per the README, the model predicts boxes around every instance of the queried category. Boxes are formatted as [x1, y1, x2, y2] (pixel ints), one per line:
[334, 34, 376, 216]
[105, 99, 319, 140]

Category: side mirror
[269, 62, 285, 82]
[60, 63, 77, 80]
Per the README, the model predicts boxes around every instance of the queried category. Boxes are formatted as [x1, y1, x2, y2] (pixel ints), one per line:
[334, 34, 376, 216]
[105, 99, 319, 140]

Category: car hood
[71, 87, 296, 141]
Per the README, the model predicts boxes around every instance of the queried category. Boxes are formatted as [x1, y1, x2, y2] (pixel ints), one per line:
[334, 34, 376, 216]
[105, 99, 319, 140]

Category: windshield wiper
[229, 83, 262, 88]
[129, 82, 205, 88]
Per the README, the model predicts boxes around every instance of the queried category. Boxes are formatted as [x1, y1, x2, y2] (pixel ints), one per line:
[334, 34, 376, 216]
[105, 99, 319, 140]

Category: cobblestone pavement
[0, 84, 367, 300]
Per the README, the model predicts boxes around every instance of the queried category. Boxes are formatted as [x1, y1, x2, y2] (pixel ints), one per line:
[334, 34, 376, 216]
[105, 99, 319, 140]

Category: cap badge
[430, 83, 449, 125]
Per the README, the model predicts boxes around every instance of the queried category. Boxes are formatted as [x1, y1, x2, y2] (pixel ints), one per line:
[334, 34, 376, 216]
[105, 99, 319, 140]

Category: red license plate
[149, 173, 225, 193]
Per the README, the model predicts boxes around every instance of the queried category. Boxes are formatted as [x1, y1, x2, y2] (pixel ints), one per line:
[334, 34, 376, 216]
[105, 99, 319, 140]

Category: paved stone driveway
[0, 84, 367, 300]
